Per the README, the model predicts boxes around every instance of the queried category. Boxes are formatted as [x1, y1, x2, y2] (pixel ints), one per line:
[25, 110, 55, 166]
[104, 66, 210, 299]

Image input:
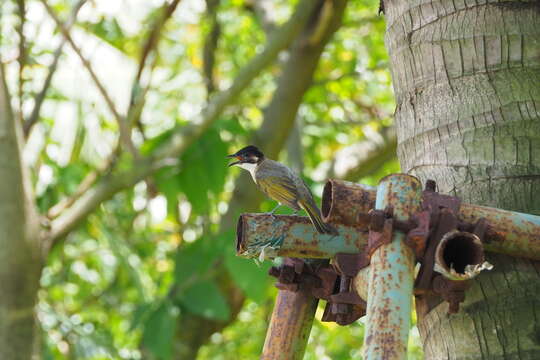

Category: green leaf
[176, 280, 231, 321]
[130, 302, 153, 331]
[141, 300, 178, 360]
[225, 247, 272, 304]
[200, 130, 228, 194]
[176, 128, 228, 213]
[173, 236, 223, 286]
[81, 17, 128, 53]
[141, 128, 175, 156]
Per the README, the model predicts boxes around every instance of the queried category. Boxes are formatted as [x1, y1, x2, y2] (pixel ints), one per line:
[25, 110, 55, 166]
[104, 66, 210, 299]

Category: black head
[227, 145, 265, 167]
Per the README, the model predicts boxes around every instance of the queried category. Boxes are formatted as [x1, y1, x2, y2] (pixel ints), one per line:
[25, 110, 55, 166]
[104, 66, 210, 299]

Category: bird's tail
[299, 201, 338, 235]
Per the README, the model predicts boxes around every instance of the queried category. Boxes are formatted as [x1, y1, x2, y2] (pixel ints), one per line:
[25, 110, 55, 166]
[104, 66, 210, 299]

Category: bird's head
[227, 145, 264, 167]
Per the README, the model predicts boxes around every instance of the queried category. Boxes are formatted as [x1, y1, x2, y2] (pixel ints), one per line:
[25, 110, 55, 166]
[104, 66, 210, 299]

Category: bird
[227, 145, 337, 235]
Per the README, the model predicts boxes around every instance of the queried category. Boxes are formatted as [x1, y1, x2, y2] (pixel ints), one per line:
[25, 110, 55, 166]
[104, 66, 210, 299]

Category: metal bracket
[367, 209, 394, 258]
[323, 253, 367, 325]
[367, 206, 427, 261]
[267, 179, 492, 321]
[268, 258, 322, 293]
[414, 180, 490, 314]
[268, 255, 367, 326]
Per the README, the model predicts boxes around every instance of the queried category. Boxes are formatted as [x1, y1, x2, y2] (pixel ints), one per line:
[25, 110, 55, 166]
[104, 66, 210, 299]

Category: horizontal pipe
[321, 179, 376, 227]
[433, 230, 493, 281]
[322, 179, 540, 261]
[236, 213, 368, 259]
[459, 203, 540, 260]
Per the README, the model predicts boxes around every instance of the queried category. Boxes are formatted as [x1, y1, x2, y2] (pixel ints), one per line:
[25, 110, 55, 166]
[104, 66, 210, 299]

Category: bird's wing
[256, 175, 299, 209]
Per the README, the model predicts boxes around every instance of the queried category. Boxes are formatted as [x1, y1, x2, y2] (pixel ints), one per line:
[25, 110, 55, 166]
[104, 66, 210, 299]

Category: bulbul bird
[227, 145, 337, 235]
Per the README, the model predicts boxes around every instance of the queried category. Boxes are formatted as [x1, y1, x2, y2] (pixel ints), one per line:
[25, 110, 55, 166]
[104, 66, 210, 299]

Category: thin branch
[47, 137, 123, 220]
[24, 0, 87, 137]
[127, 0, 182, 133]
[39, 0, 137, 156]
[244, 0, 277, 34]
[15, 0, 26, 124]
[134, 0, 182, 84]
[202, 0, 221, 95]
[47, 170, 98, 219]
[45, 0, 321, 249]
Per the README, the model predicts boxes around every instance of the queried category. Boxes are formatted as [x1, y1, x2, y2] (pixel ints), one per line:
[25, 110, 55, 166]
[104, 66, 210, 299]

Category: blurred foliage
[2, 0, 419, 358]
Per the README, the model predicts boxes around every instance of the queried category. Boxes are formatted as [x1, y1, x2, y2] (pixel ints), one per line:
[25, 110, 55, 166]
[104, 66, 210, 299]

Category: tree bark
[384, 0, 540, 358]
[0, 64, 42, 359]
[173, 1, 348, 358]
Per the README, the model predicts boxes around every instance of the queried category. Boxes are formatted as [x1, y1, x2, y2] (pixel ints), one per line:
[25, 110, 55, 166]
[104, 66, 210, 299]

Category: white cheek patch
[237, 162, 258, 182]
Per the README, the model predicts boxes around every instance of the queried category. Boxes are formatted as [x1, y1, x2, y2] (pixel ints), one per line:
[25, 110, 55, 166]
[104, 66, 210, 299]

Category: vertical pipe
[261, 259, 325, 360]
[363, 174, 422, 359]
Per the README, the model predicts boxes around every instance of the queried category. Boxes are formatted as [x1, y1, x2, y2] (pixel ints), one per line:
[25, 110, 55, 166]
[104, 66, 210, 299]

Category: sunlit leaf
[173, 235, 223, 286]
[142, 300, 179, 360]
[176, 280, 231, 321]
[225, 248, 272, 304]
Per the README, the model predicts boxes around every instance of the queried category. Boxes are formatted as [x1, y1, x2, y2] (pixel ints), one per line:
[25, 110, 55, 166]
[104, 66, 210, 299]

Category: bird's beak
[227, 154, 241, 167]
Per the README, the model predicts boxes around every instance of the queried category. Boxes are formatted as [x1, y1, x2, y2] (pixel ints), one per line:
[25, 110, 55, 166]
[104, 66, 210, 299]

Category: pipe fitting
[322, 179, 376, 227]
[434, 230, 493, 281]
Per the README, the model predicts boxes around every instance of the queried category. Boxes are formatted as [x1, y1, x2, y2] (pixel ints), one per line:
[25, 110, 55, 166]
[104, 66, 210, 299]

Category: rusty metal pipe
[459, 203, 540, 260]
[363, 174, 422, 360]
[236, 213, 368, 259]
[261, 259, 324, 360]
[353, 266, 370, 301]
[434, 230, 493, 281]
[322, 180, 540, 261]
[321, 179, 376, 227]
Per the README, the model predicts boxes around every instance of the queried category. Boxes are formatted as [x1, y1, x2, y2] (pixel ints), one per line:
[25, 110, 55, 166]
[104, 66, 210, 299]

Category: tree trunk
[0, 65, 43, 358]
[384, 0, 540, 358]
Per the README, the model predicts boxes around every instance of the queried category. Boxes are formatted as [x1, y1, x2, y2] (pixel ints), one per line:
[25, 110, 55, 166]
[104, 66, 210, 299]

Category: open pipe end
[434, 231, 493, 280]
[236, 215, 246, 255]
[321, 179, 376, 226]
[321, 180, 334, 222]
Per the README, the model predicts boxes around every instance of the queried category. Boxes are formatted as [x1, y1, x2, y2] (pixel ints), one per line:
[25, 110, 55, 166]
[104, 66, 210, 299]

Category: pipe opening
[236, 215, 244, 254]
[437, 232, 483, 274]
[321, 180, 334, 220]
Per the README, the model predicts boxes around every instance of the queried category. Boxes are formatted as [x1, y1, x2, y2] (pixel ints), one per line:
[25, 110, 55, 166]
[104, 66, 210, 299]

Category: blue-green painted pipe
[236, 213, 368, 259]
[363, 174, 422, 360]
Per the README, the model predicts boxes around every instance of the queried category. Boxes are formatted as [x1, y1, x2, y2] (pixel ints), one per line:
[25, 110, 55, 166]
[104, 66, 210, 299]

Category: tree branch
[330, 127, 397, 181]
[24, 0, 87, 137]
[45, 0, 321, 249]
[202, 0, 221, 95]
[47, 170, 97, 219]
[152, 0, 321, 162]
[39, 0, 137, 156]
[127, 0, 182, 135]
[244, 0, 277, 34]
[15, 0, 26, 124]
[286, 116, 304, 173]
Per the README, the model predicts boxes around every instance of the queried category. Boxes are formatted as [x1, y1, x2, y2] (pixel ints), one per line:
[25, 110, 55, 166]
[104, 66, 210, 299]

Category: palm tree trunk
[384, 0, 540, 358]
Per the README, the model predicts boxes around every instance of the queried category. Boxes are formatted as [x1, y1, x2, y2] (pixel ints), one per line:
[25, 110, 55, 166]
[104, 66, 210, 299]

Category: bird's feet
[263, 204, 282, 219]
